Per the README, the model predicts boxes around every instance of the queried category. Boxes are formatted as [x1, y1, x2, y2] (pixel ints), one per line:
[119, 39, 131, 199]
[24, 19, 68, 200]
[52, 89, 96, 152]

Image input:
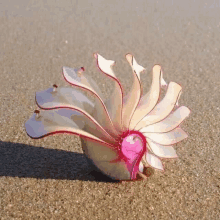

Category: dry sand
[0, 0, 220, 219]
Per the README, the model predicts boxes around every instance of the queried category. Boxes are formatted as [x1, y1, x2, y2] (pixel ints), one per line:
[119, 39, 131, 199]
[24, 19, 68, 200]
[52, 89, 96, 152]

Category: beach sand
[0, 0, 219, 219]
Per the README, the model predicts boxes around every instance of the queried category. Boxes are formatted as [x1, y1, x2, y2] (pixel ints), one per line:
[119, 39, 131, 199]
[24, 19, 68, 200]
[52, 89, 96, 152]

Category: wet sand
[0, 1, 219, 219]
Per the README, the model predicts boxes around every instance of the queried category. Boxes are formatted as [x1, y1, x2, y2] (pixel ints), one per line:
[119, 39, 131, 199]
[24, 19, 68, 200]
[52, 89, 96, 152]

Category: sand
[0, 0, 219, 219]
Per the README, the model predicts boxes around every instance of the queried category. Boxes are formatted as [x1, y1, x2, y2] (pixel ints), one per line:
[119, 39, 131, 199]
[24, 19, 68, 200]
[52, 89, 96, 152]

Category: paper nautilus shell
[25, 53, 190, 181]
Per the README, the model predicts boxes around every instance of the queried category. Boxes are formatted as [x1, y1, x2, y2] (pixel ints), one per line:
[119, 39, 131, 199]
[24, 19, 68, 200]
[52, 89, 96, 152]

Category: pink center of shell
[120, 131, 147, 179]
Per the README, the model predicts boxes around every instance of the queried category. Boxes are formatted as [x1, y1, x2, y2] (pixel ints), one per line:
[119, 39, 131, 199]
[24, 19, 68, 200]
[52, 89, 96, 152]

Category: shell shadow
[0, 141, 119, 183]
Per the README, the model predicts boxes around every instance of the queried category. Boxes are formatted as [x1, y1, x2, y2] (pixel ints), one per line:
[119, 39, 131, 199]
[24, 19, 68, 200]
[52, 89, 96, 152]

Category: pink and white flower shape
[25, 53, 190, 181]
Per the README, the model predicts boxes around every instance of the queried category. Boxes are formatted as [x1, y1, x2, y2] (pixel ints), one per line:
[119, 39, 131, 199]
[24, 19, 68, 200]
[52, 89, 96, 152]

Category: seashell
[25, 53, 190, 180]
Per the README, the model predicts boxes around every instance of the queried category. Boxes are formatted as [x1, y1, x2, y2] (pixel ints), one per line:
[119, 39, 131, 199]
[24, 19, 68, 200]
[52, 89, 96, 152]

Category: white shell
[25, 53, 190, 180]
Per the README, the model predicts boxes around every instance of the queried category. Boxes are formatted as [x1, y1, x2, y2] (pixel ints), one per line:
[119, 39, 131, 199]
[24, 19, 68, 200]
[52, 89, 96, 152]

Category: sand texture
[0, 0, 220, 219]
